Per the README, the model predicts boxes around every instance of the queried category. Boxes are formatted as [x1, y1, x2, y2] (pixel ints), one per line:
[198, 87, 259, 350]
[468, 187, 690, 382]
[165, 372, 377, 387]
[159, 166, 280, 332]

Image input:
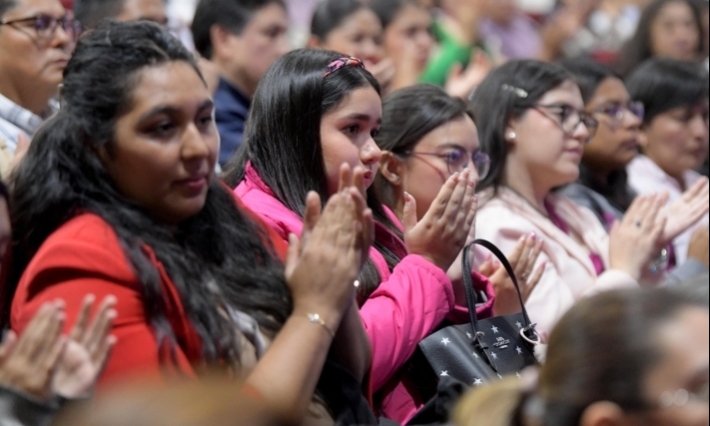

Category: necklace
[503, 186, 551, 219]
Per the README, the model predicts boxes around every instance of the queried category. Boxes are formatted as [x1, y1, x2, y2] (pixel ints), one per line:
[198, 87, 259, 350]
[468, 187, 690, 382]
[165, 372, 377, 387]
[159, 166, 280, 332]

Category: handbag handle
[461, 239, 537, 341]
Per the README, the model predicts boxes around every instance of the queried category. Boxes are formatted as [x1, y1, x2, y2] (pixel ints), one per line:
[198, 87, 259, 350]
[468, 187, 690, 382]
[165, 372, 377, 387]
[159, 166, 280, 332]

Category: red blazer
[10, 199, 288, 388]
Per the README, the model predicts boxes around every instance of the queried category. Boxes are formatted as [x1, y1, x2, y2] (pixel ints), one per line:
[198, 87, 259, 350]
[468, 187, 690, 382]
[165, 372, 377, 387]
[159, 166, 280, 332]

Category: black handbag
[416, 239, 541, 389]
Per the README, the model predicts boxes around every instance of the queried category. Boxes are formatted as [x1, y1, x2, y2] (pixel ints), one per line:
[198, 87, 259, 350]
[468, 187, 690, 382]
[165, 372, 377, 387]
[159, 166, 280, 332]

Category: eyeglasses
[0, 14, 82, 41]
[533, 104, 599, 143]
[410, 147, 491, 180]
[591, 101, 645, 127]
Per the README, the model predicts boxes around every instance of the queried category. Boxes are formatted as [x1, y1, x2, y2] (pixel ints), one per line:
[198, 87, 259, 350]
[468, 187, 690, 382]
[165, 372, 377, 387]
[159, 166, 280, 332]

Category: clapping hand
[52, 295, 117, 399]
[659, 178, 709, 244]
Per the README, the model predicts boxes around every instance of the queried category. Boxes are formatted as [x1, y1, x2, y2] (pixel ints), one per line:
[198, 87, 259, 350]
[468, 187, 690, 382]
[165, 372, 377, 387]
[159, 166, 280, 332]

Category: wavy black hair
[223, 48, 400, 303]
[469, 60, 573, 193]
[3, 21, 291, 365]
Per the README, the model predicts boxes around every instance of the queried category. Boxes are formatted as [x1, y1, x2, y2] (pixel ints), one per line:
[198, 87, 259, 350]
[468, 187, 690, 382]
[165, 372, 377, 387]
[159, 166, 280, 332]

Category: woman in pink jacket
[468, 60, 691, 336]
[224, 49, 482, 424]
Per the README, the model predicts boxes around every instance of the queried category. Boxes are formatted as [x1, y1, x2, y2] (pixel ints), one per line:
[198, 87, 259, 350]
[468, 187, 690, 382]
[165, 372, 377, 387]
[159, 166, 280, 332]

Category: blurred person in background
[453, 288, 710, 426]
[191, 0, 290, 166]
[478, 0, 600, 62]
[369, 0, 434, 91]
[73, 0, 168, 29]
[308, 0, 398, 93]
[562, 0, 644, 63]
[558, 58, 709, 286]
[626, 58, 709, 266]
[0, 0, 79, 161]
[370, 0, 489, 98]
[616, 0, 705, 76]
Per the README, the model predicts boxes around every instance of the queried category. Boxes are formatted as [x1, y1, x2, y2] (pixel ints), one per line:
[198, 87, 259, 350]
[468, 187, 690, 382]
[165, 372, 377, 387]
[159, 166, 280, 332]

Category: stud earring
[508, 131, 516, 140]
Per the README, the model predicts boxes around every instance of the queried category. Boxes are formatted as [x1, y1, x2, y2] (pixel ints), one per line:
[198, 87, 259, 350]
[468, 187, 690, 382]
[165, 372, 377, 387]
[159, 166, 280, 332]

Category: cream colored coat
[474, 187, 640, 335]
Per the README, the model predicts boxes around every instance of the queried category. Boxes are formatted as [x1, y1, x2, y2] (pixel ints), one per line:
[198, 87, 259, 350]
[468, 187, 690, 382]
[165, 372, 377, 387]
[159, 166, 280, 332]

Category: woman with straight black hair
[557, 58, 709, 283]
[453, 287, 710, 426]
[615, 0, 704, 77]
[469, 59, 686, 335]
[5, 21, 376, 425]
[224, 49, 477, 424]
[626, 58, 709, 267]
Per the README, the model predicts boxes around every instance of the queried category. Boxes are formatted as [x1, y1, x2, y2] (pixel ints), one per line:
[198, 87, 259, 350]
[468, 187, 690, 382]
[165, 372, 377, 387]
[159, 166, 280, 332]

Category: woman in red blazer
[3, 21, 375, 424]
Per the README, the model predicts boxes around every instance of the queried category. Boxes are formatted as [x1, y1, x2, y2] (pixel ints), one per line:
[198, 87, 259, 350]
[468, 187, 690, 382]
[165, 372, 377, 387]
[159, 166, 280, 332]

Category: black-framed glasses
[592, 101, 645, 127]
[533, 103, 599, 142]
[0, 14, 82, 41]
[409, 147, 491, 180]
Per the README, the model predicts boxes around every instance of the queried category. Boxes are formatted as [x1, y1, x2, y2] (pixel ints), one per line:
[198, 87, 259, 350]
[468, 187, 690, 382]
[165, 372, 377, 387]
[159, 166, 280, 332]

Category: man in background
[191, 0, 290, 166]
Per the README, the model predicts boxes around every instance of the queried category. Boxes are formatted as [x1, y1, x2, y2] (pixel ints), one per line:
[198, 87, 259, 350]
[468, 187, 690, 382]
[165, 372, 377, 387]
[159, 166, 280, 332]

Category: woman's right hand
[404, 169, 478, 272]
[609, 194, 666, 280]
[285, 164, 374, 330]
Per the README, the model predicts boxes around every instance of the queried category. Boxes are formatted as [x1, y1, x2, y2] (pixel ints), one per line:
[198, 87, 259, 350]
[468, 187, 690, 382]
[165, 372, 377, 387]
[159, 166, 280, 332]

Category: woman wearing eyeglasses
[470, 60, 674, 336]
[373, 84, 547, 318]
[0, 0, 81, 151]
[558, 58, 709, 283]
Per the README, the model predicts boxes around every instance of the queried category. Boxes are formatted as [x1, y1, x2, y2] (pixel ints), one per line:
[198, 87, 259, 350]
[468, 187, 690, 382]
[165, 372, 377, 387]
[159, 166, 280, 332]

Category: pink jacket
[235, 164, 495, 424]
[474, 187, 642, 336]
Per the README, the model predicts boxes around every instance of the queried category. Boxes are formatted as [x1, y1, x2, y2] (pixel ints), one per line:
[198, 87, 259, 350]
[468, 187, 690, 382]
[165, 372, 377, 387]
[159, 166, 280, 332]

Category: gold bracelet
[306, 313, 335, 337]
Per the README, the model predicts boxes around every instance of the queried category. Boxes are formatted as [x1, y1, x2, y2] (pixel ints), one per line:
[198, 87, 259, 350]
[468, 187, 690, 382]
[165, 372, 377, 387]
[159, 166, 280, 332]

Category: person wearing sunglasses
[470, 59, 680, 336]
[0, 0, 79, 155]
[559, 58, 709, 286]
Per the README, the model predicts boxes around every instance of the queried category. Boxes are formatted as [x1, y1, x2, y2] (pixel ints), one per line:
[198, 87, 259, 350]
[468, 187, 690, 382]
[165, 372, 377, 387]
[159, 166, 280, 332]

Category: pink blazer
[474, 187, 642, 335]
[235, 163, 495, 424]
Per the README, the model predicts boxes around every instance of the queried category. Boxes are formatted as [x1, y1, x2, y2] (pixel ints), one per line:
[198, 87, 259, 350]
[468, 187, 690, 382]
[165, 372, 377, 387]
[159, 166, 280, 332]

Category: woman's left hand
[659, 178, 709, 244]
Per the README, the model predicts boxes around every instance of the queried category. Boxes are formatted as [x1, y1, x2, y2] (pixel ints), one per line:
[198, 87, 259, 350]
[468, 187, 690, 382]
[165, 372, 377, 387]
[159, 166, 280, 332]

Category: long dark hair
[223, 48, 399, 302]
[469, 60, 573, 193]
[374, 84, 473, 209]
[4, 21, 291, 365]
[615, 0, 704, 77]
[559, 58, 637, 212]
